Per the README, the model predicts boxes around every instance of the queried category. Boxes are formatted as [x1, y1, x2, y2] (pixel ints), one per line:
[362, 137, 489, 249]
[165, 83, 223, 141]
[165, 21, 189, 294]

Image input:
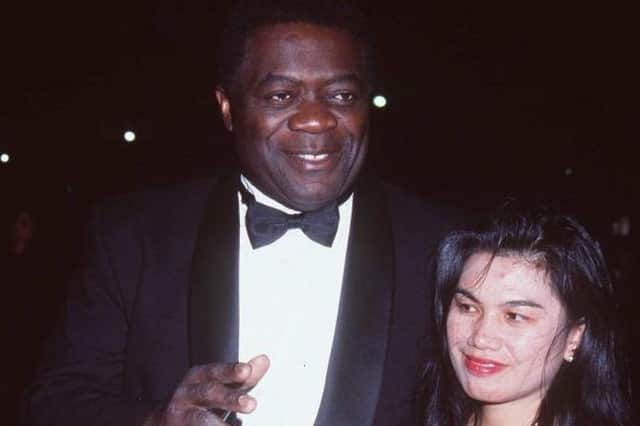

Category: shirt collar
[239, 175, 301, 215]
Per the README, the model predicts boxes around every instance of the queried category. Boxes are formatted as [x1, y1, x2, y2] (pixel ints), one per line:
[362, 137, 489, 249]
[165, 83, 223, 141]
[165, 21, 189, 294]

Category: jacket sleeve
[23, 204, 158, 426]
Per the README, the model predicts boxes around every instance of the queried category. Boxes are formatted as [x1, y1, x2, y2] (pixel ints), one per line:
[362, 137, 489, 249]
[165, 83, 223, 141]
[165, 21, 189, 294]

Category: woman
[421, 202, 631, 425]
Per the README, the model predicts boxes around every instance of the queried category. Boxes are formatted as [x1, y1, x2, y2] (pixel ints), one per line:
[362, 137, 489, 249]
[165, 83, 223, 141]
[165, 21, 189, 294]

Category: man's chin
[284, 188, 343, 212]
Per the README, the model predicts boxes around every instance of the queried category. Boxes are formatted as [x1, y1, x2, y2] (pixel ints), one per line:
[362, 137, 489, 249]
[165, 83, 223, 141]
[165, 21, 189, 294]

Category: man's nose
[288, 101, 338, 133]
[468, 314, 502, 351]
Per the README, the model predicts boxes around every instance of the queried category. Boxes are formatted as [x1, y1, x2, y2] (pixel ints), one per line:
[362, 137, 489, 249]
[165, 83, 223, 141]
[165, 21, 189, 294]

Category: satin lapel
[315, 180, 395, 425]
[188, 176, 240, 366]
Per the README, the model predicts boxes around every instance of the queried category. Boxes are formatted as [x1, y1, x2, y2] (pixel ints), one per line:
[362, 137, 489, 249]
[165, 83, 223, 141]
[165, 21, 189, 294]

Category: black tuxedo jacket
[25, 176, 459, 426]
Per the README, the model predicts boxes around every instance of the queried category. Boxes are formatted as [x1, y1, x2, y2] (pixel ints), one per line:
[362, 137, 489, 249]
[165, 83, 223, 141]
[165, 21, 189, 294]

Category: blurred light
[124, 130, 136, 143]
[372, 95, 387, 108]
[612, 216, 631, 237]
[0, 153, 9, 163]
[564, 167, 573, 176]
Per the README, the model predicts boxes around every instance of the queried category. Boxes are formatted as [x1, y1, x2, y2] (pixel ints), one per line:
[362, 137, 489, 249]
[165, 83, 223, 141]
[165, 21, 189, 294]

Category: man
[25, 1, 459, 425]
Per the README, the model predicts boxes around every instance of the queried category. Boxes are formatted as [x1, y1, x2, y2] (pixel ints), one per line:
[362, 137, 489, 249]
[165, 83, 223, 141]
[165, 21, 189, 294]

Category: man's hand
[144, 354, 270, 425]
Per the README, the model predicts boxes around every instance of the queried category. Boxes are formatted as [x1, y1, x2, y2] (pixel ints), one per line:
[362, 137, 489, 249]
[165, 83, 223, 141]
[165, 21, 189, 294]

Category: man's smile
[293, 153, 329, 161]
[282, 150, 342, 172]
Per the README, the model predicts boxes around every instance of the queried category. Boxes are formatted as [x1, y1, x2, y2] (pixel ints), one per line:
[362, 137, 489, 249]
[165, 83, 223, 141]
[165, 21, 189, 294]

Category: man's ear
[564, 320, 586, 363]
[215, 86, 233, 132]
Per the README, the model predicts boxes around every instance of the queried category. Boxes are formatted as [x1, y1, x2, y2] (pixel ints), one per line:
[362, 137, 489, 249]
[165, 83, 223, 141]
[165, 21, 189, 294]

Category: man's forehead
[247, 24, 362, 60]
[250, 22, 355, 43]
[238, 23, 366, 81]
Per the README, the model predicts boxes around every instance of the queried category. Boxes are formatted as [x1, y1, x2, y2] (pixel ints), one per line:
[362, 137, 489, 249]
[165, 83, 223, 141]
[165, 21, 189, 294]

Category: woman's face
[446, 253, 583, 409]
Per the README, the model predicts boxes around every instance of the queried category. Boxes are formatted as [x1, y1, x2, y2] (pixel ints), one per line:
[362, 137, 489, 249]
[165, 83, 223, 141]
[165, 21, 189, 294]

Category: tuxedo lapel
[315, 180, 395, 425]
[188, 176, 240, 366]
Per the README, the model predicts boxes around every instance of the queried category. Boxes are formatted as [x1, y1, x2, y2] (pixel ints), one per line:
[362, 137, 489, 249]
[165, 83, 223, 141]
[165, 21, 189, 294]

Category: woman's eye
[505, 312, 527, 322]
[455, 301, 477, 314]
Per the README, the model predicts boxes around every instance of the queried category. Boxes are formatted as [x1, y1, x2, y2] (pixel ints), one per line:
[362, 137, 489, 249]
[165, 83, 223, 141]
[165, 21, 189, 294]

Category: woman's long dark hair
[420, 201, 631, 426]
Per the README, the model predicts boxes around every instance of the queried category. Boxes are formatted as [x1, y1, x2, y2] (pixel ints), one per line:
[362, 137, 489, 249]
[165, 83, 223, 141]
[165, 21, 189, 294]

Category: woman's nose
[468, 314, 502, 351]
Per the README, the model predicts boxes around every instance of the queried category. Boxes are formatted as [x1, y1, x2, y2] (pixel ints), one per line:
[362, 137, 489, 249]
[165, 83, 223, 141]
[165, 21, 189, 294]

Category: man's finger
[182, 362, 252, 386]
[178, 382, 257, 414]
[242, 354, 270, 389]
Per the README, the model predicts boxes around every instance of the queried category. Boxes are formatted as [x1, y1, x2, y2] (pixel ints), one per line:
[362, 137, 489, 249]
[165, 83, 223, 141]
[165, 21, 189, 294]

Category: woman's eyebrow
[502, 300, 545, 310]
[454, 288, 479, 303]
[455, 289, 545, 310]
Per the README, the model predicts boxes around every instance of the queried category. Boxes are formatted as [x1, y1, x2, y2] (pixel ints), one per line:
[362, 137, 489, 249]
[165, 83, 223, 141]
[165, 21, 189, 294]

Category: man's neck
[240, 174, 300, 214]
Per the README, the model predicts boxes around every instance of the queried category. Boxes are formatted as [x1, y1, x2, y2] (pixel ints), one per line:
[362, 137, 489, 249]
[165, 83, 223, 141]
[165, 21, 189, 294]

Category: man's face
[216, 23, 370, 211]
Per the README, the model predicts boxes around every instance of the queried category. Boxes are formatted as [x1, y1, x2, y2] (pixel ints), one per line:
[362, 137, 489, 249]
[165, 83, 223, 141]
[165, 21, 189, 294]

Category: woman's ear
[564, 320, 586, 363]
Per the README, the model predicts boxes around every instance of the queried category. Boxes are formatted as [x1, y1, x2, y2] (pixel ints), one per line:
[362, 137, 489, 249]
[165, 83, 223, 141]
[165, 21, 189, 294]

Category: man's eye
[329, 92, 356, 103]
[267, 92, 292, 103]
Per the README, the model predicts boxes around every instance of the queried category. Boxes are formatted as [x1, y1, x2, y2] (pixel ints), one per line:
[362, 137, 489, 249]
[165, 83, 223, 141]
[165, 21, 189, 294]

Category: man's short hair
[216, 0, 375, 90]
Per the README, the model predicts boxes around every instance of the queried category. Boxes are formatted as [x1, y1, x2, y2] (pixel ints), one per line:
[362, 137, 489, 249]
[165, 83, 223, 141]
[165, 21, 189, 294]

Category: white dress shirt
[237, 176, 353, 425]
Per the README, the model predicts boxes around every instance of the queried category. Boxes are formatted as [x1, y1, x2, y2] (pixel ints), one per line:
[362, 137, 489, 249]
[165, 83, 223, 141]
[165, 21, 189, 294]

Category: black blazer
[24, 175, 459, 426]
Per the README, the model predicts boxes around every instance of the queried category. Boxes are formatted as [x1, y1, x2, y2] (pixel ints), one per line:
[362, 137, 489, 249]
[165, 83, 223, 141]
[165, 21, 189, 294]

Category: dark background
[1, 1, 635, 203]
[0, 0, 635, 421]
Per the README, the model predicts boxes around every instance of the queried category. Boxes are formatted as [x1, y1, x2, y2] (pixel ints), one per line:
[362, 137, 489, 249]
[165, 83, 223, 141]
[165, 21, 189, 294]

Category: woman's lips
[464, 354, 507, 376]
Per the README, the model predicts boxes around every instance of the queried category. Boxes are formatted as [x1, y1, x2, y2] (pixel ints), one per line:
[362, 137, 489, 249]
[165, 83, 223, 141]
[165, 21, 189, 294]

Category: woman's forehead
[459, 253, 557, 303]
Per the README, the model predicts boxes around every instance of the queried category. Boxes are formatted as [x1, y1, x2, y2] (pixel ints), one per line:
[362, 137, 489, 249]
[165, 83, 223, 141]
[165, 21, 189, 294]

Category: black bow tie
[240, 186, 340, 249]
